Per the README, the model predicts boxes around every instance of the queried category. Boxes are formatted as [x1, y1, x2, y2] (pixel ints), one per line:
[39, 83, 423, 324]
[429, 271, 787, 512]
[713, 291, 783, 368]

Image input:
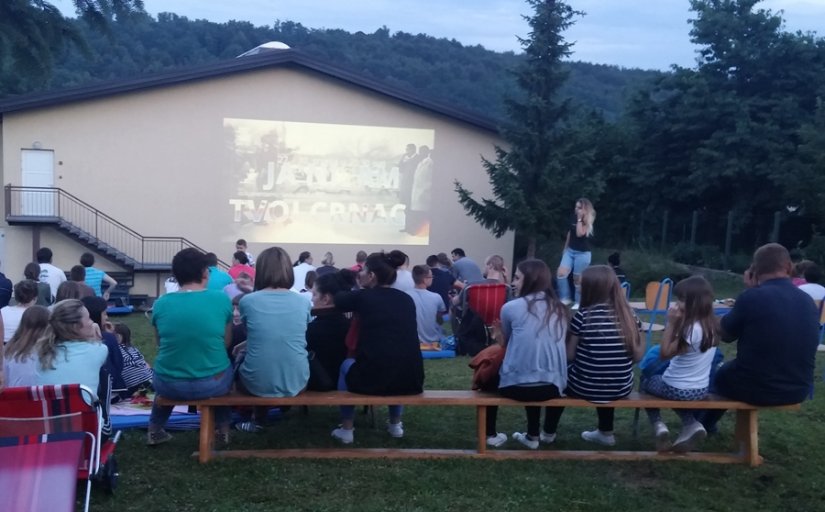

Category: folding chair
[0, 433, 86, 512]
[621, 281, 631, 299]
[641, 278, 673, 348]
[0, 385, 121, 512]
[463, 282, 511, 343]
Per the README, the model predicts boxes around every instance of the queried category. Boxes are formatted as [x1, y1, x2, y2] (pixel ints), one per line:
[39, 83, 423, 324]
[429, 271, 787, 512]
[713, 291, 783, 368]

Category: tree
[622, 0, 825, 250]
[0, 0, 144, 92]
[454, 0, 602, 258]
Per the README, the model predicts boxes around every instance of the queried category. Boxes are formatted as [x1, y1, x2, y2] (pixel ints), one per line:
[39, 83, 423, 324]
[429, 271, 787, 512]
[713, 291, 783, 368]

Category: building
[0, 49, 513, 297]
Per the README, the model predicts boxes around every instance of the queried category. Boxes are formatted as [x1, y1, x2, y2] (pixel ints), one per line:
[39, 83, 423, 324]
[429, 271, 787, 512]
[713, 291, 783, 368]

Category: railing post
[4, 185, 10, 219]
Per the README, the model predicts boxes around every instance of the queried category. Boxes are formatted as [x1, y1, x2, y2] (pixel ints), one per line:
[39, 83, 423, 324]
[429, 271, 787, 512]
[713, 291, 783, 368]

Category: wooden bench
[156, 391, 800, 466]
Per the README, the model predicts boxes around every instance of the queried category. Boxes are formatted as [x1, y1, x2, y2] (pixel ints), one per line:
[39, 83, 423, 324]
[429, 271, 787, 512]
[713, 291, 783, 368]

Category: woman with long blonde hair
[556, 198, 595, 307]
[543, 265, 642, 447]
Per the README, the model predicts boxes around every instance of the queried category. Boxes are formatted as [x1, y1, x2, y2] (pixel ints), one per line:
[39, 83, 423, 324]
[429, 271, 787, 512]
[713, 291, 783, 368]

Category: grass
[93, 310, 825, 512]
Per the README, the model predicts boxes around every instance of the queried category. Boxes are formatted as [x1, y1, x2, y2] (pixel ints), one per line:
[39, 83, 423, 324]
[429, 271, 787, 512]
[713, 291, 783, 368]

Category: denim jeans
[338, 358, 403, 421]
[557, 248, 591, 303]
[149, 366, 234, 429]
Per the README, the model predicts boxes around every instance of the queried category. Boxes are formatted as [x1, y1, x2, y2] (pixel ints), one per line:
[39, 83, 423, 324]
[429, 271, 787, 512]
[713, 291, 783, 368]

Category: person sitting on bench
[147, 249, 234, 446]
[330, 252, 424, 444]
[700, 243, 819, 432]
[233, 247, 312, 433]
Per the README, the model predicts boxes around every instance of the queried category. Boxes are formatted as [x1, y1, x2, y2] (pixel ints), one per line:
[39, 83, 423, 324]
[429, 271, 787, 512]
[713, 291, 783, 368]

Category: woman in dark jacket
[330, 252, 424, 444]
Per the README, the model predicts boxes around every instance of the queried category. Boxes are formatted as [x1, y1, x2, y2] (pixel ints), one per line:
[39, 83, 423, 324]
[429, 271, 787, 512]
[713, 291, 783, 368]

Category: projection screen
[225, 118, 435, 245]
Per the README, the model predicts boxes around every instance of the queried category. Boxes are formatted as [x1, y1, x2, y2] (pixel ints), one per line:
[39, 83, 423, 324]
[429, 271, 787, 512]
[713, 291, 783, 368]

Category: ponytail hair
[365, 252, 397, 286]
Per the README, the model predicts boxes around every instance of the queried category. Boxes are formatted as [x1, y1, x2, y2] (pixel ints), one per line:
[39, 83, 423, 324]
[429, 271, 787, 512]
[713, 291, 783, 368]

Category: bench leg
[734, 409, 761, 467]
[198, 406, 215, 463]
[476, 406, 487, 454]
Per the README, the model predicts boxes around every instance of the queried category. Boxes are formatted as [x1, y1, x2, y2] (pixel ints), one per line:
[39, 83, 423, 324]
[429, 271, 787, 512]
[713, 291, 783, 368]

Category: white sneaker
[560, 298, 573, 306]
[486, 432, 507, 447]
[571, 303, 580, 311]
[539, 431, 557, 444]
[581, 429, 616, 446]
[672, 422, 706, 453]
[512, 432, 539, 450]
[331, 426, 354, 444]
[653, 421, 671, 452]
[386, 421, 404, 438]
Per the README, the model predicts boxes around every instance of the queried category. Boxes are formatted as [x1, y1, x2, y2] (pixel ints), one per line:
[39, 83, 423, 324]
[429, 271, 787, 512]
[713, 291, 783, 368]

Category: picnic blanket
[110, 396, 284, 430]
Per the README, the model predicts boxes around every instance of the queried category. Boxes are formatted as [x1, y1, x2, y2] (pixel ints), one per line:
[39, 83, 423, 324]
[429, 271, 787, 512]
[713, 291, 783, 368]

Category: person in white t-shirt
[641, 275, 719, 453]
[36, 247, 67, 299]
[798, 265, 825, 302]
[407, 265, 447, 350]
[291, 251, 315, 293]
[1, 280, 38, 344]
[388, 250, 415, 293]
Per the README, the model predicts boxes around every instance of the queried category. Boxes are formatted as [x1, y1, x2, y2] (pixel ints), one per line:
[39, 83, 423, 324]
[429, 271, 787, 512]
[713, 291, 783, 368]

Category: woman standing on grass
[543, 265, 643, 446]
[233, 247, 312, 433]
[331, 252, 424, 444]
[556, 198, 596, 307]
[642, 276, 718, 452]
[484, 259, 568, 449]
[148, 248, 233, 446]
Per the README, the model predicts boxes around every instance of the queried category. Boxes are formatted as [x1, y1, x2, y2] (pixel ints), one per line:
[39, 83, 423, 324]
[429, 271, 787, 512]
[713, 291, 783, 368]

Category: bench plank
[156, 390, 801, 410]
[154, 389, 800, 466]
[193, 448, 754, 465]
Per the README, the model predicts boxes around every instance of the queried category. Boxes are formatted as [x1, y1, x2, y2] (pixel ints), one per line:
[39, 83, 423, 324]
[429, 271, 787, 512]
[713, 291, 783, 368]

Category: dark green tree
[0, 0, 144, 92]
[622, 0, 825, 251]
[454, 0, 603, 258]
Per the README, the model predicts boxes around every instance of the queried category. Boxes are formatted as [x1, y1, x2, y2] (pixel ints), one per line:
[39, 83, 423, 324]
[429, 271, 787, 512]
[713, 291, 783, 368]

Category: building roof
[0, 49, 500, 133]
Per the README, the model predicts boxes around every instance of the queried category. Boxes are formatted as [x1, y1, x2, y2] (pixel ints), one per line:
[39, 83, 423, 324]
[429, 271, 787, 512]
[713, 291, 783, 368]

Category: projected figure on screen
[406, 145, 434, 236]
[397, 144, 421, 227]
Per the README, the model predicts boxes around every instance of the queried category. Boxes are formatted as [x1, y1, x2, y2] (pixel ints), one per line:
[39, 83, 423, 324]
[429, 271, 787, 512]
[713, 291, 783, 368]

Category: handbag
[468, 344, 505, 391]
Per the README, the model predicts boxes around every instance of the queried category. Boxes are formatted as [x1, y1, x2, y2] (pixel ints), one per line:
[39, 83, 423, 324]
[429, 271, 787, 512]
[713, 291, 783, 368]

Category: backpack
[454, 308, 489, 356]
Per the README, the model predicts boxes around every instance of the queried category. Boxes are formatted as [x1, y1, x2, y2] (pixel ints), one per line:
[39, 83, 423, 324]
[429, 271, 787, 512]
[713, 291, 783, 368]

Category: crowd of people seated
[0, 239, 820, 453]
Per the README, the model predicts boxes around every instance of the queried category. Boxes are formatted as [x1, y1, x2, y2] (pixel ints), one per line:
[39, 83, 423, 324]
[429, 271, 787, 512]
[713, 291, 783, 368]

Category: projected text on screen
[225, 119, 435, 245]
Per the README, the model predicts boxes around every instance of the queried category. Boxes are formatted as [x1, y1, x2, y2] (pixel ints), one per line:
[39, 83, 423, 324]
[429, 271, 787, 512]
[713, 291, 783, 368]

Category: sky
[56, 0, 825, 70]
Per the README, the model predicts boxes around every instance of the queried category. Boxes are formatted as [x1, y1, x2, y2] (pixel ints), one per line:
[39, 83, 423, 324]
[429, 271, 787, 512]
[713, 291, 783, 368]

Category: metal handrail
[5, 185, 227, 268]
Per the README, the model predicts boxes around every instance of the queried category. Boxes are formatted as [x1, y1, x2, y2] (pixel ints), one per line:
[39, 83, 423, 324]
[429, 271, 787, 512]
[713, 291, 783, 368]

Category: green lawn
[92, 313, 825, 512]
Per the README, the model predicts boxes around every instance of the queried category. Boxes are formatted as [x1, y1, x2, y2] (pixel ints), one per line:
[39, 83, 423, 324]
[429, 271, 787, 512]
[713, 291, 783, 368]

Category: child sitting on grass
[114, 323, 154, 395]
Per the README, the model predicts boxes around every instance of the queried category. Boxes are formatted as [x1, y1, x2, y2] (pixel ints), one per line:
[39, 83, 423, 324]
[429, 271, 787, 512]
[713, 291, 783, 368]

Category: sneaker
[560, 298, 573, 306]
[571, 303, 580, 311]
[386, 421, 404, 438]
[486, 432, 507, 447]
[581, 429, 616, 447]
[653, 421, 671, 452]
[234, 421, 263, 433]
[512, 432, 539, 449]
[539, 431, 557, 444]
[146, 429, 172, 446]
[672, 422, 706, 453]
[331, 426, 354, 444]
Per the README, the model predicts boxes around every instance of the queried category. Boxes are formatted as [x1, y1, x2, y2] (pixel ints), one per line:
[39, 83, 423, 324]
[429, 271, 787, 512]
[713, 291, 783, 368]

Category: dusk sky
[56, 0, 825, 70]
